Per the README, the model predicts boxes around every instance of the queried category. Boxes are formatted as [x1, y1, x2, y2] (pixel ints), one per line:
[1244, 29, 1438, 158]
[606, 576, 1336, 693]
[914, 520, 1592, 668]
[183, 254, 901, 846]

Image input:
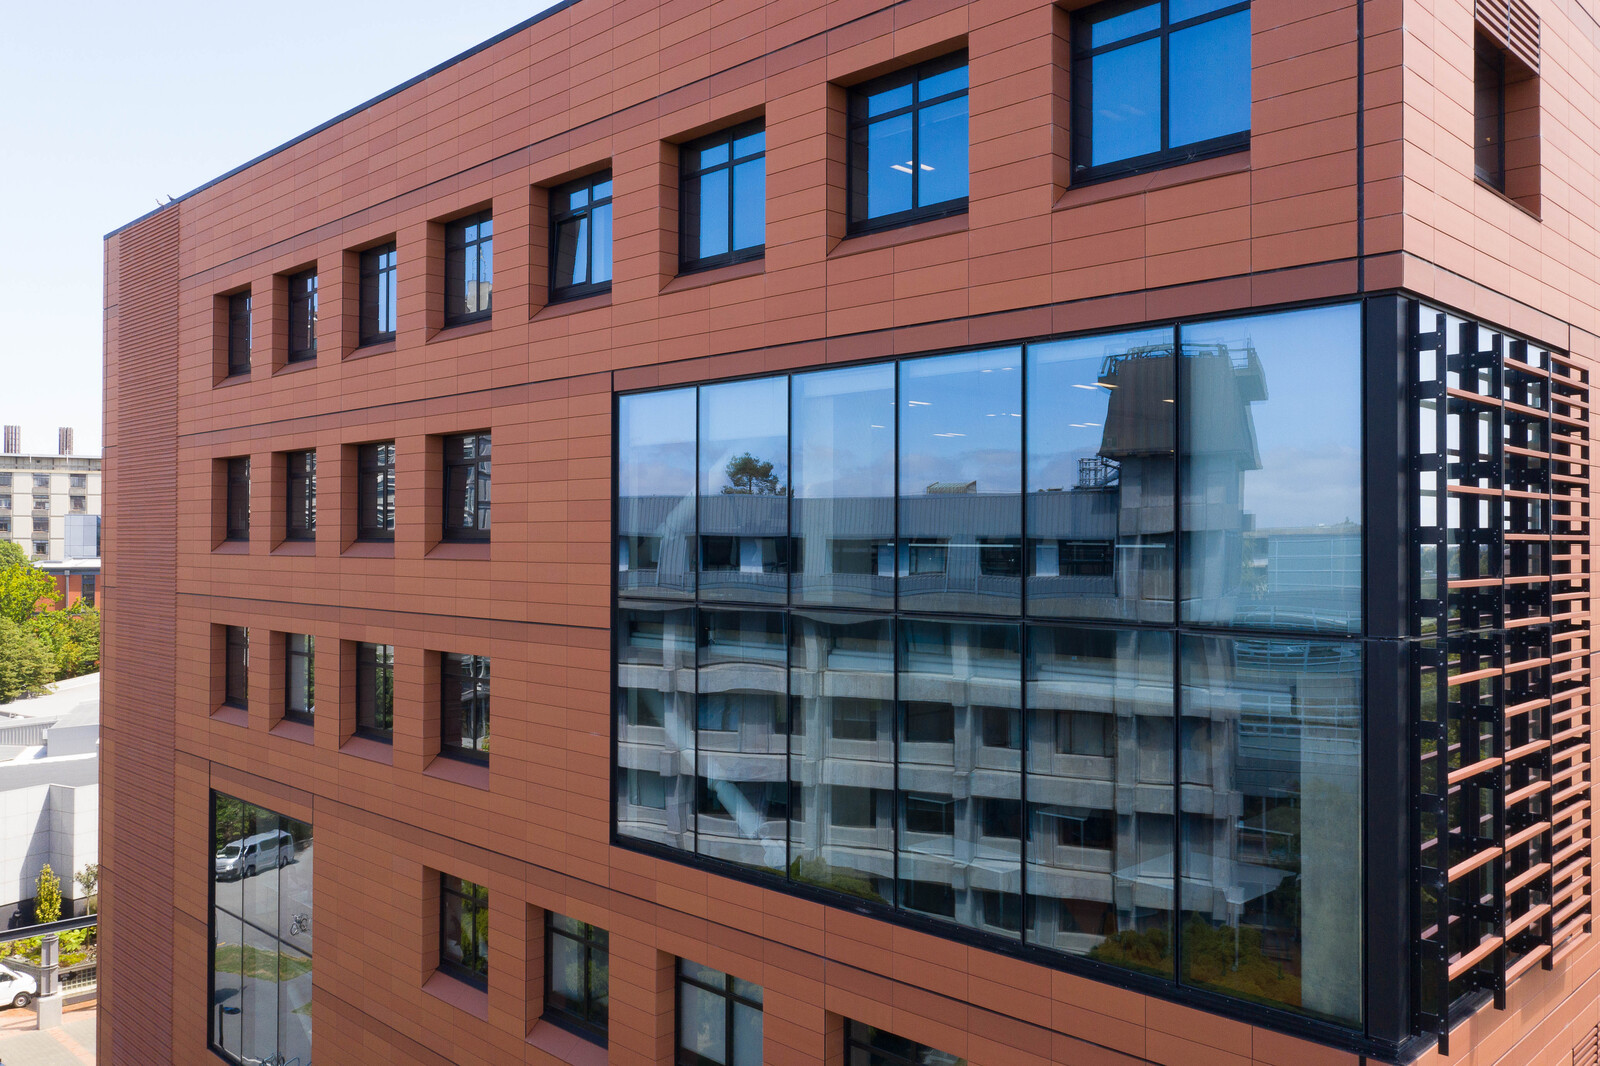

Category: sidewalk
[0, 1001, 96, 1064]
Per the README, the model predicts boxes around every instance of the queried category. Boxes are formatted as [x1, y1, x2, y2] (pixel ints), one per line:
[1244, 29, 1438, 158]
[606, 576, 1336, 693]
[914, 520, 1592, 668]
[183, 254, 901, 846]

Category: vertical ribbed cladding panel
[101, 204, 180, 1064]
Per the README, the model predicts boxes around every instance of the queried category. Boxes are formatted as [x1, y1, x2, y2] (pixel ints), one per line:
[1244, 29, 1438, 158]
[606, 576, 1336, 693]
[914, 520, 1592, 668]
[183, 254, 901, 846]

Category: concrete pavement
[0, 1002, 96, 1064]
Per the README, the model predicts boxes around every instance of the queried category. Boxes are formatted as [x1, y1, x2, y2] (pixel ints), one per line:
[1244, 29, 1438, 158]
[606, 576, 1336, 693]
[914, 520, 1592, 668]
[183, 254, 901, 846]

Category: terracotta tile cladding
[104, 0, 1600, 1062]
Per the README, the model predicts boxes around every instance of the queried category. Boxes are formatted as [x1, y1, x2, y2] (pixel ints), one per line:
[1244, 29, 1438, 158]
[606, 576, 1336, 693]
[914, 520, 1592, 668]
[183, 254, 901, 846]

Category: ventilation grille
[1576, 1024, 1599, 1066]
[1477, 0, 1541, 71]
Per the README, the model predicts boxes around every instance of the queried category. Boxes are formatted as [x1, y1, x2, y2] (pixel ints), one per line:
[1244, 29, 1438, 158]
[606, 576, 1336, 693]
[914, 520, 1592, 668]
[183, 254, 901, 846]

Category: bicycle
[288, 913, 311, 936]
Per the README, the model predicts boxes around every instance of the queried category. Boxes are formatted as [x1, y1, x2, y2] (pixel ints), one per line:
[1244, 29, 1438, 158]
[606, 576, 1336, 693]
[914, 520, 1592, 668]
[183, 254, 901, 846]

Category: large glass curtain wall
[615, 303, 1366, 1028]
[210, 791, 313, 1066]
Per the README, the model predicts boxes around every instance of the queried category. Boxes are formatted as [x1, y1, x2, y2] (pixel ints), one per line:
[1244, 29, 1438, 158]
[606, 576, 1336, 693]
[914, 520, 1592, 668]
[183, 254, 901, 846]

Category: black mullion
[1169, 321, 1185, 991]
[726, 131, 737, 263]
[1159, 0, 1170, 153]
[909, 71, 921, 209]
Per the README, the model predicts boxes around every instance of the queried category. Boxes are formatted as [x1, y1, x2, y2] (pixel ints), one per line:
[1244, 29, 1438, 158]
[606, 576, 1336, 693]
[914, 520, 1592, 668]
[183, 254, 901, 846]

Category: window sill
[430, 318, 493, 343]
[527, 1019, 608, 1066]
[662, 257, 764, 293]
[348, 339, 397, 360]
[270, 719, 314, 745]
[533, 292, 611, 321]
[428, 540, 490, 561]
[273, 540, 316, 557]
[423, 971, 489, 1021]
[213, 540, 250, 555]
[425, 754, 490, 791]
[831, 212, 968, 259]
[340, 734, 394, 765]
[342, 540, 395, 559]
[1475, 176, 1542, 220]
[212, 705, 249, 728]
[273, 359, 318, 377]
[1055, 150, 1251, 212]
[214, 372, 252, 389]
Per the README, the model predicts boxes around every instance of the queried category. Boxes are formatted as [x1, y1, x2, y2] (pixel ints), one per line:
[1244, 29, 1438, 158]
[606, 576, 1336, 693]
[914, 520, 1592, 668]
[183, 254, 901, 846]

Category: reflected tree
[721, 453, 786, 495]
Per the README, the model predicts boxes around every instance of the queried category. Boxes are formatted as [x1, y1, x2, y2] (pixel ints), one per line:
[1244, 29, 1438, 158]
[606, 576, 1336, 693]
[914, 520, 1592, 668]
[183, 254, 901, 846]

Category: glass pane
[619, 389, 697, 599]
[1178, 634, 1363, 1026]
[1089, 39, 1161, 166]
[1025, 626, 1173, 974]
[594, 178, 614, 201]
[916, 97, 968, 207]
[615, 606, 697, 851]
[568, 186, 589, 210]
[865, 79, 913, 117]
[571, 216, 591, 286]
[732, 1001, 763, 1066]
[792, 364, 895, 608]
[699, 378, 789, 604]
[280, 816, 313, 957]
[553, 217, 582, 288]
[1027, 328, 1175, 622]
[732, 158, 765, 251]
[897, 620, 1021, 933]
[1170, 0, 1238, 22]
[212, 907, 245, 1057]
[919, 62, 968, 99]
[680, 982, 728, 1064]
[1089, 2, 1160, 47]
[1168, 11, 1251, 147]
[548, 932, 586, 1011]
[860, 112, 914, 220]
[697, 610, 788, 872]
[592, 202, 613, 284]
[696, 168, 731, 260]
[733, 129, 765, 157]
[697, 139, 731, 169]
[1180, 305, 1362, 633]
[279, 946, 313, 1066]
[790, 613, 894, 903]
[1475, 38, 1505, 187]
[680, 960, 725, 987]
[898, 348, 1022, 615]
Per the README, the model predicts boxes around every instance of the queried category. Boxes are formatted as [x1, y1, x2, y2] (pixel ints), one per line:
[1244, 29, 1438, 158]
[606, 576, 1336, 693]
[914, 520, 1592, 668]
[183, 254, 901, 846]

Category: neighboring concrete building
[102, 1, 1597, 1065]
[0, 427, 102, 564]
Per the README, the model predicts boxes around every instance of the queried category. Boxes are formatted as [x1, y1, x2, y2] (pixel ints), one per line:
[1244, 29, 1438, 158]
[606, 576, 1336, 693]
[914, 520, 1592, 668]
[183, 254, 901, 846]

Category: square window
[902, 792, 954, 835]
[676, 961, 763, 1066]
[544, 913, 609, 1044]
[831, 698, 878, 741]
[357, 442, 396, 541]
[445, 214, 493, 325]
[441, 653, 490, 763]
[1072, 1, 1250, 183]
[227, 291, 252, 376]
[287, 269, 318, 363]
[356, 643, 394, 740]
[847, 53, 969, 233]
[902, 701, 954, 744]
[439, 875, 489, 987]
[70, 496, 85, 513]
[359, 243, 398, 344]
[442, 433, 491, 541]
[285, 633, 314, 723]
[829, 786, 877, 828]
[70, 474, 86, 490]
[225, 457, 250, 541]
[680, 122, 765, 272]
[32, 516, 47, 535]
[0, 474, 10, 489]
[980, 706, 1019, 749]
[31, 542, 47, 558]
[224, 626, 248, 709]
[0, 519, 9, 533]
[33, 474, 49, 490]
[285, 451, 316, 541]
[550, 172, 613, 301]
[32, 495, 47, 512]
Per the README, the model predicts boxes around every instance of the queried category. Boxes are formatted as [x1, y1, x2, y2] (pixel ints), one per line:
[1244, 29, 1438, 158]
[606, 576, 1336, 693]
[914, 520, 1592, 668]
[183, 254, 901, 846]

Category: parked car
[214, 830, 294, 881]
[0, 964, 37, 1009]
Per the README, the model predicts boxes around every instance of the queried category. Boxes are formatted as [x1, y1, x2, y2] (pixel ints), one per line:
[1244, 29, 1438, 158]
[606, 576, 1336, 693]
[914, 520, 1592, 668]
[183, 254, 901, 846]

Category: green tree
[34, 864, 62, 924]
[0, 545, 58, 624]
[721, 452, 785, 495]
[27, 603, 101, 679]
[0, 618, 55, 702]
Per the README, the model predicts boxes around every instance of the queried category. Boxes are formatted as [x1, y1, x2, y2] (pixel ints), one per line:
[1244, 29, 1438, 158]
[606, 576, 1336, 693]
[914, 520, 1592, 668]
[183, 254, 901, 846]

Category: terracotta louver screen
[1477, 0, 1541, 71]
[1576, 1024, 1599, 1066]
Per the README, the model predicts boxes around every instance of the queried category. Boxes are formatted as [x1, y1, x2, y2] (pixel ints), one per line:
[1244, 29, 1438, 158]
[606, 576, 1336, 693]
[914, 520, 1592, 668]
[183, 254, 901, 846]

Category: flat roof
[105, 0, 584, 240]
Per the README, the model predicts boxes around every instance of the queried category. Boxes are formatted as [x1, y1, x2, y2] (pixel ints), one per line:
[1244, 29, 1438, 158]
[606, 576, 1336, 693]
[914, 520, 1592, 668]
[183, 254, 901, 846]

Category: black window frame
[439, 874, 489, 988]
[846, 51, 970, 235]
[355, 642, 395, 741]
[80, 574, 94, 607]
[543, 912, 610, 1045]
[679, 121, 766, 273]
[549, 172, 615, 302]
[284, 450, 317, 541]
[440, 652, 490, 764]
[444, 212, 493, 326]
[226, 291, 252, 377]
[225, 457, 250, 542]
[356, 441, 396, 541]
[442, 432, 491, 542]
[286, 269, 318, 363]
[284, 633, 315, 724]
[1474, 31, 1507, 190]
[223, 625, 249, 709]
[359, 242, 399, 345]
[845, 1020, 967, 1066]
[1070, 0, 1252, 186]
[675, 961, 763, 1066]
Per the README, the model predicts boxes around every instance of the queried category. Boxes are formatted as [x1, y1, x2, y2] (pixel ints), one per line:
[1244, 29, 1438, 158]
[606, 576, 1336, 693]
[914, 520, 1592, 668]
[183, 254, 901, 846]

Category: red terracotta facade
[101, 0, 1600, 1063]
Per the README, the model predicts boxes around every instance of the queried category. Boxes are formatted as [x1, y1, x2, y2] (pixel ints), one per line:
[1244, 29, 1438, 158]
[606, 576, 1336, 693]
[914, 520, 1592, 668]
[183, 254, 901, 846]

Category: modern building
[0, 426, 102, 564]
[101, 0, 1596, 1064]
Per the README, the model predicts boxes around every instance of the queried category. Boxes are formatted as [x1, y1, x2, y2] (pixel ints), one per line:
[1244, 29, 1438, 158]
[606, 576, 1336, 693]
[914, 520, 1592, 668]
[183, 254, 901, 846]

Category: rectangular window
[210, 792, 312, 1065]
[1475, 32, 1506, 189]
[676, 961, 762, 1066]
[902, 701, 954, 744]
[31, 542, 46, 557]
[441, 653, 490, 763]
[33, 474, 49, 490]
[1072, 0, 1251, 182]
[69, 495, 85, 513]
[544, 913, 609, 1044]
[845, 1021, 966, 1066]
[680, 122, 765, 271]
[0, 474, 10, 488]
[1055, 710, 1114, 757]
[359, 243, 398, 344]
[847, 52, 969, 232]
[284, 634, 314, 723]
[0, 498, 9, 514]
[227, 291, 252, 376]
[902, 793, 955, 836]
[355, 642, 394, 740]
[285, 451, 317, 541]
[32, 517, 47, 535]
[224, 626, 249, 709]
[356, 442, 396, 541]
[444, 212, 493, 325]
[226, 457, 250, 541]
[829, 785, 877, 828]
[0, 518, 9, 533]
[32, 495, 47, 512]
[439, 875, 488, 987]
[550, 172, 614, 300]
[442, 433, 491, 541]
[80, 574, 94, 607]
[830, 698, 878, 741]
[69, 474, 86, 490]
[287, 269, 318, 363]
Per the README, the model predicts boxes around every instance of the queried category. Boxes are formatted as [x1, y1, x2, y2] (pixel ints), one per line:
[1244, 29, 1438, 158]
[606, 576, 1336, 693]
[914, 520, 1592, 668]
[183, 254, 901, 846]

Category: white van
[0, 963, 37, 1009]
[214, 830, 295, 881]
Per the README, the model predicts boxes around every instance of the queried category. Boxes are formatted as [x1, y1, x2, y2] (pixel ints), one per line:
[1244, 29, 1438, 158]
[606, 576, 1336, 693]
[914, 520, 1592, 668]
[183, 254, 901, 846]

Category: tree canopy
[721, 452, 786, 495]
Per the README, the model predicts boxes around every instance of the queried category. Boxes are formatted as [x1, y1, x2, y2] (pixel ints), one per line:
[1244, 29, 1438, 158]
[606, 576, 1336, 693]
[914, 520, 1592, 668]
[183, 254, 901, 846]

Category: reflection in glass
[285, 634, 314, 723]
[848, 54, 969, 228]
[1168, 11, 1251, 147]
[616, 605, 697, 852]
[1179, 634, 1363, 1025]
[676, 962, 763, 1066]
[1026, 625, 1173, 973]
[1180, 305, 1363, 633]
[210, 791, 312, 1066]
[441, 653, 490, 763]
[699, 379, 789, 604]
[545, 912, 609, 1042]
[789, 613, 894, 902]
[898, 348, 1021, 614]
[1089, 40, 1161, 166]
[440, 875, 489, 986]
[1028, 328, 1175, 621]
[619, 388, 697, 599]
[696, 610, 787, 872]
[897, 620, 1021, 932]
[791, 365, 895, 608]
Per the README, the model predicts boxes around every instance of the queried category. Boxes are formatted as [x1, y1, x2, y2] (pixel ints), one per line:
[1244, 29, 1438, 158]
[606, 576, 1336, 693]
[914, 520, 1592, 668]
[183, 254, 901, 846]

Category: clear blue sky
[0, 1, 559, 457]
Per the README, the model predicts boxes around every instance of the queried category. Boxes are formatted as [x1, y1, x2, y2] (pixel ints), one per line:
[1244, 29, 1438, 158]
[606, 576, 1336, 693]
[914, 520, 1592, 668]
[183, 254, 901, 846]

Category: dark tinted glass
[287, 270, 318, 362]
[545, 913, 609, 1042]
[225, 457, 250, 541]
[681, 122, 765, 270]
[285, 451, 316, 540]
[848, 53, 968, 230]
[615, 605, 697, 851]
[698, 378, 789, 604]
[442, 433, 491, 540]
[224, 626, 249, 708]
[1180, 305, 1362, 633]
[844, 1020, 966, 1066]
[285, 634, 314, 722]
[618, 389, 697, 599]
[439, 875, 488, 985]
[357, 442, 396, 540]
[360, 243, 398, 343]
[1475, 34, 1506, 188]
[441, 653, 490, 763]
[551, 173, 613, 299]
[444, 214, 493, 324]
[676, 962, 763, 1066]
[227, 292, 252, 376]
[356, 642, 394, 739]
